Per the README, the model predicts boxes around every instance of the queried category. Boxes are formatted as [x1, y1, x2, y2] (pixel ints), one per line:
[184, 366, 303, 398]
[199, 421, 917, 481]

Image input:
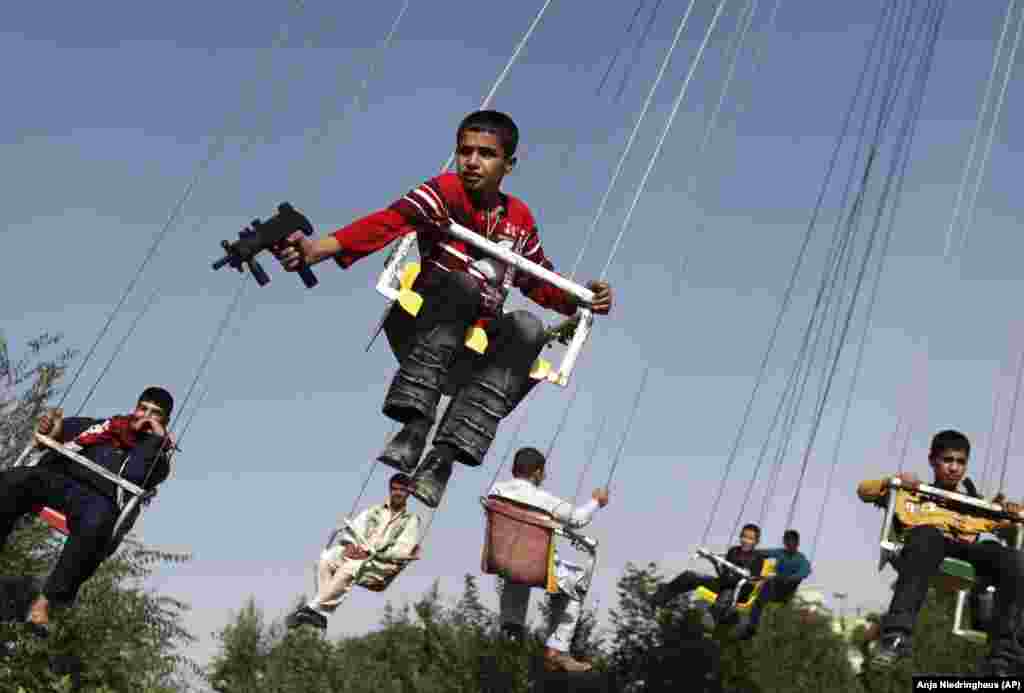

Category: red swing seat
[33, 506, 68, 535]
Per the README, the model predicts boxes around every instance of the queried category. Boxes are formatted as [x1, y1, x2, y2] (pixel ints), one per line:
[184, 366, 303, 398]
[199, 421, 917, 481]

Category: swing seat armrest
[888, 478, 1021, 521]
[555, 527, 598, 554]
[694, 547, 751, 579]
[34, 434, 147, 497]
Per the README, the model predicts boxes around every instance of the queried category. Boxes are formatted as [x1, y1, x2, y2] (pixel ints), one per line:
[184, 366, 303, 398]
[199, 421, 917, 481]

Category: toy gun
[212, 202, 318, 288]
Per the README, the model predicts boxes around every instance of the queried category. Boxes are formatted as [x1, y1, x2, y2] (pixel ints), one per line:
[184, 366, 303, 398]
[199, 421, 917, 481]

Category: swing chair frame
[479, 495, 599, 595]
[12, 433, 168, 553]
[375, 224, 596, 387]
[315, 516, 421, 596]
[877, 478, 1024, 642]
[689, 547, 777, 612]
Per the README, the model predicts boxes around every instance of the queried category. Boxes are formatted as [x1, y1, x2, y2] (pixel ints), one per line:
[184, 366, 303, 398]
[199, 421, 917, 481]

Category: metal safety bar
[878, 478, 1024, 570]
[694, 547, 753, 609]
[375, 224, 596, 387]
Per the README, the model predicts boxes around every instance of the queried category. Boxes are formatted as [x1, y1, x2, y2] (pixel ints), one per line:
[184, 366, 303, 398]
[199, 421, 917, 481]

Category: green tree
[0, 335, 198, 692]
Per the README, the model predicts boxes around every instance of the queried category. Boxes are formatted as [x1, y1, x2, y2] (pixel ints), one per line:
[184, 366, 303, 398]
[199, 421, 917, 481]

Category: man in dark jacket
[0, 386, 174, 632]
[650, 523, 764, 619]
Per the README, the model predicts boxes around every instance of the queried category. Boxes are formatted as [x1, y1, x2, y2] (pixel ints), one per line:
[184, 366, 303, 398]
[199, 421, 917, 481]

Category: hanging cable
[74, 289, 160, 416]
[942, 0, 1016, 261]
[599, 0, 729, 282]
[573, 414, 608, 506]
[785, 0, 946, 532]
[604, 364, 650, 488]
[613, 0, 666, 103]
[732, 0, 783, 121]
[169, 276, 248, 433]
[979, 387, 1003, 494]
[688, 0, 759, 195]
[596, 0, 649, 96]
[311, 0, 413, 147]
[959, 1, 1024, 257]
[699, 0, 898, 548]
[998, 346, 1024, 493]
[545, 380, 582, 458]
[57, 4, 307, 411]
[568, 0, 704, 280]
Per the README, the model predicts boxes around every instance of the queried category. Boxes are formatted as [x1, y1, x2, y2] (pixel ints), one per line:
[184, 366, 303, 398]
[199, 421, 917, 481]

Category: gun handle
[299, 265, 318, 288]
[249, 259, 270, 286]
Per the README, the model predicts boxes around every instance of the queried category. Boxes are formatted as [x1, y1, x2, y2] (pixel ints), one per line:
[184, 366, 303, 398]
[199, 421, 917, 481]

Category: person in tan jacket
[858, 429, 1024, 674]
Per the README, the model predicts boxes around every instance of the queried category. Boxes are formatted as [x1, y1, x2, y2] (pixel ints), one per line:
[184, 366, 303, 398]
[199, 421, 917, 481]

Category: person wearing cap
[0, 386, 176, 633]
[489, 447, 610, 673]
[287, 473, 422, 630]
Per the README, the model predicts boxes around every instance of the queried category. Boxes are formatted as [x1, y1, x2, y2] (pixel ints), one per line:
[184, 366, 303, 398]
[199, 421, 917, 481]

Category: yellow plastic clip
[465, 325, 489, 354]
[396, 263, 423, 316]
[529, 357, 551, 381]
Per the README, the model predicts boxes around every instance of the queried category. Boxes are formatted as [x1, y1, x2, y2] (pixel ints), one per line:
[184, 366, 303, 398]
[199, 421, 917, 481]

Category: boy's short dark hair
[783, 529, 800, 544]
[740, 523, 761, 541]
[457, 110, 519, 157]
[512, 447, 545, 478]
[138, 386, 173, 419]
[930, 429, 970, 459]
[389, 473, 412, 488]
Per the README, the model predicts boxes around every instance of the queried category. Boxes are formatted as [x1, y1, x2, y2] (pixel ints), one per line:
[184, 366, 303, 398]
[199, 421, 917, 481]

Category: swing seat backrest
[481, 495, 559, 592]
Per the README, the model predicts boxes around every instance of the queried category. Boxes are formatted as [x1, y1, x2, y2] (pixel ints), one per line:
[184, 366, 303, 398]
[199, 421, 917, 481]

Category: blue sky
[5, 0, 1024, 671]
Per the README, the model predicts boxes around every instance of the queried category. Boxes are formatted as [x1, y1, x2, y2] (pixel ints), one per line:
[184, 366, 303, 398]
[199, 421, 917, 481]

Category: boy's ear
[505, 156, 517, 174]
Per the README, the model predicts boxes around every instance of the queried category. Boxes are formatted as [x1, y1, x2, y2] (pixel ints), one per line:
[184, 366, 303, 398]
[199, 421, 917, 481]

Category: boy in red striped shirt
[275, 111, 613, 508]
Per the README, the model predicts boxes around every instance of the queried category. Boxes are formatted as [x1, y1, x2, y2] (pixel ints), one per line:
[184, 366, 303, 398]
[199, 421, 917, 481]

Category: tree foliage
[0, 334, 198, 692]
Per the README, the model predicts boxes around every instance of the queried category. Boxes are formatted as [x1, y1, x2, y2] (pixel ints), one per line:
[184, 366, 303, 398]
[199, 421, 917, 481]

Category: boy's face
[389, 480, 411, 507]
[132, 399, 168, 430]
[930, 447, 968, 489]
[784, 536, 799, 553]
[456, 129, 513, 197]
[739, 528, 759, 551]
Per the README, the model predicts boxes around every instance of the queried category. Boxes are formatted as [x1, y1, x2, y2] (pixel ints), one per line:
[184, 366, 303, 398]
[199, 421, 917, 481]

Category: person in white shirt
[287, 473, 421, 630]
[488, 447, 609, 673]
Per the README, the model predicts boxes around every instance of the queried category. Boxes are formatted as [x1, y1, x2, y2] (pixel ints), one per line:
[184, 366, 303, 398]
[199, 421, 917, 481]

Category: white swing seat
[876, 478, 1024, 641]
[15, 434, 162, 552]
[317, 519, 420, 593]
[479, 495, 598, 595]
[689, 547, 777, 612]
[375, 224, 596, 387]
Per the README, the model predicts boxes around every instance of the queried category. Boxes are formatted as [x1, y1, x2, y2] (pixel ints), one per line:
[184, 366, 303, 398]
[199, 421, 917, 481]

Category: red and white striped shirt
[331, 172, 576, 316]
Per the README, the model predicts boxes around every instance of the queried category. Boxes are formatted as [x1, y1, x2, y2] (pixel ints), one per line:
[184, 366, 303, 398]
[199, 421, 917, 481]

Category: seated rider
[490, 447, 609, 673]
[858, 429, 1024, 674]
[287, 473, 421, 631]
[650, 523, 764, 621]
[736, 528, 810, 639]
[0, 387, 175, 634]
[273, 110, 614, 509]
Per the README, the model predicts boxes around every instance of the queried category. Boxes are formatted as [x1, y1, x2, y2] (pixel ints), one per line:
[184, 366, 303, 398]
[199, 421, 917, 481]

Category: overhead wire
[785, 0, 946, 533]
[697, 0, 895, 549]
[613, 0, 666, 103]
[596, 0, 649, 96]
[808, 11, 939, 555]
[604, 364, 650, 488]
[998, 346, 1024, 493]
[568, 0, 705, 280]
[942, 0, 1016, 261]
[979, 387, 1003, 494]
[959, 1, 1024, 257]
[598, 0, 730, 282]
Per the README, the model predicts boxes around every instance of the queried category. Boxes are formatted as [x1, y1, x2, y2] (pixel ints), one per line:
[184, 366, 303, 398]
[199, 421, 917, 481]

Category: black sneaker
[377, 424, 428, 475]
[285, 606, 327, 631]
[872, 633, 911, 669]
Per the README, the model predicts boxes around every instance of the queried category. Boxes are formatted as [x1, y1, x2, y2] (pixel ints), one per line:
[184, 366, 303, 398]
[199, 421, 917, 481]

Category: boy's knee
[505, 310, 545, 348]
